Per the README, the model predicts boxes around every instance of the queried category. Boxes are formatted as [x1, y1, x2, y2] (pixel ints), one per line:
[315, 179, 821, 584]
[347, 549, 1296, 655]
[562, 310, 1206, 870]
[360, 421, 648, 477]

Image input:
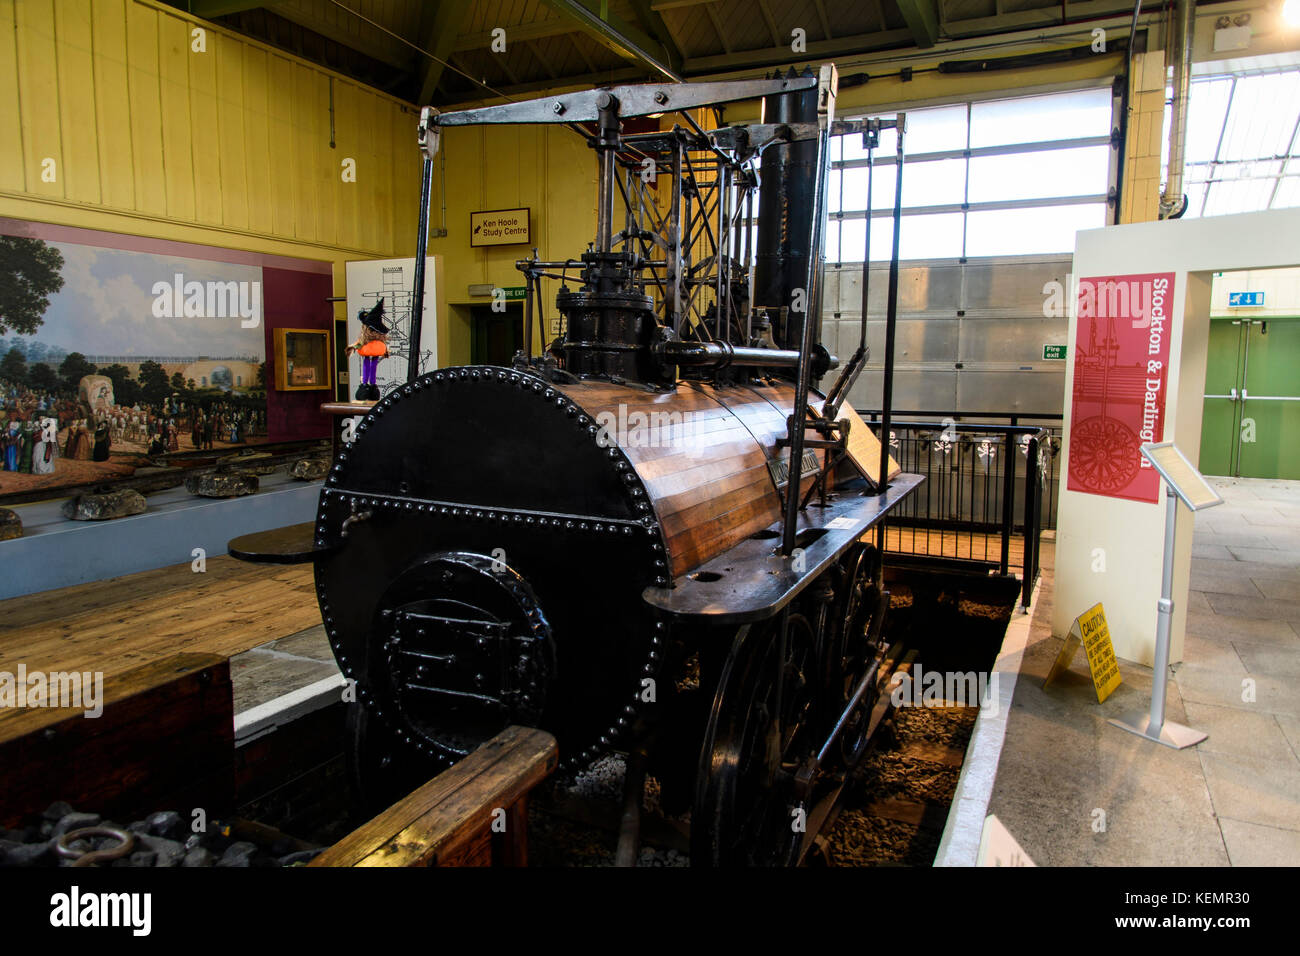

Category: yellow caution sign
[1044, 602, 1122, 703]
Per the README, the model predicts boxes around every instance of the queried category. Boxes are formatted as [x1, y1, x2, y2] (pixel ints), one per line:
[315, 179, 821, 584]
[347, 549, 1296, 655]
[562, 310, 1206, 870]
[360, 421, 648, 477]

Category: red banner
[1067, 272, 1175, 504]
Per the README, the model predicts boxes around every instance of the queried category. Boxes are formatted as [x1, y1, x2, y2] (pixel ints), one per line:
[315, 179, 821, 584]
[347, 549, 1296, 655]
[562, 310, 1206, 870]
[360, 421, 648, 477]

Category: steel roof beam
[895, 0, 940, 49]
[544, 0, 682, 81]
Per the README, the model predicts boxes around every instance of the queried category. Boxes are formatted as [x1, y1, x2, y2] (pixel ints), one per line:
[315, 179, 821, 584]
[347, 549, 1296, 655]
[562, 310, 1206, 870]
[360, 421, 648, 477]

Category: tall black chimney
[753, 67, 820, 362]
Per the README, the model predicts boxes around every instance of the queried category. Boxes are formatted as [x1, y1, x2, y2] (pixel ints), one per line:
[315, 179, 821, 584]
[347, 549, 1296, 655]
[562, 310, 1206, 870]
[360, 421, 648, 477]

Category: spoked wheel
[827, 544, 886, 766]
[1069, 415, 1140, 494]
[692, 614, 821, 867]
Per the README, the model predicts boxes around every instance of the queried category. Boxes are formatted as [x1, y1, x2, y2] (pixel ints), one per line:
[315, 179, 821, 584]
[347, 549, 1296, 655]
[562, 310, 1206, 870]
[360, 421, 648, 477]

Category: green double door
[1200, 317, 1300, 479]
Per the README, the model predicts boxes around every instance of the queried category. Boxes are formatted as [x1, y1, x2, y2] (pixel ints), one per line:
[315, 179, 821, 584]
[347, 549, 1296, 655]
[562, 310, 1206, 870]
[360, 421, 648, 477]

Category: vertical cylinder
[754, 68, 819, 356]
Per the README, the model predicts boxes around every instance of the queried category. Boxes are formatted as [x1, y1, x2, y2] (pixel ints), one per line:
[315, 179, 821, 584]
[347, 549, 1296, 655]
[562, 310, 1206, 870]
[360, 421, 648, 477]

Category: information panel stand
[1108, 442, 1222, 750]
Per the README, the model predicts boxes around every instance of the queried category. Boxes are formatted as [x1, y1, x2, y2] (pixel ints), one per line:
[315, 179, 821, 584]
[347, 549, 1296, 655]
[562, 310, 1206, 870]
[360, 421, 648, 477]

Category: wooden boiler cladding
[557, 379, 818, 578]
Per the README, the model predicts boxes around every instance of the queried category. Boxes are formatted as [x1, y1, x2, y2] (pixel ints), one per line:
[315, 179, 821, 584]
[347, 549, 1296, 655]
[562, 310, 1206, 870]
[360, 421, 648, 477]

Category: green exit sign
[1043, 344, 1067, 361]
[501, 286, 527, 300]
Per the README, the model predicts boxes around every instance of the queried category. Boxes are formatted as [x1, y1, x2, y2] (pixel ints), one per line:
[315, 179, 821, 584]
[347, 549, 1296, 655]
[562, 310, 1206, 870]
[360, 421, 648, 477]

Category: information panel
[1067, 272, 1176, 504]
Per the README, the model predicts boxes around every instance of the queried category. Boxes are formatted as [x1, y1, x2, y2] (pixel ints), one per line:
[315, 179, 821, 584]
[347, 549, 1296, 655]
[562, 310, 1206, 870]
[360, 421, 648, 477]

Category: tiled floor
[230, 625, 340, 714]
[987, 477, 1300, 866]
[1178, 477, 1300, 864]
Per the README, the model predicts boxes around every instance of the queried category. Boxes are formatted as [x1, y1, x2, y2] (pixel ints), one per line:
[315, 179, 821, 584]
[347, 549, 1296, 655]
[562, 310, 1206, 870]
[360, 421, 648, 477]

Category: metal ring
[56, 826, 136, 868]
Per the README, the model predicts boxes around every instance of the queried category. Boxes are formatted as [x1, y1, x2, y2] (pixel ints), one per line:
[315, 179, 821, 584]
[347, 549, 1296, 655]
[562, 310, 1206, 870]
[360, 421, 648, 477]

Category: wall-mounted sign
[470, 208, 530, 247]
[1043, 344, 1067, 361]
[1228, 291, 1264, 307]
[1067, 272, 1175, 504]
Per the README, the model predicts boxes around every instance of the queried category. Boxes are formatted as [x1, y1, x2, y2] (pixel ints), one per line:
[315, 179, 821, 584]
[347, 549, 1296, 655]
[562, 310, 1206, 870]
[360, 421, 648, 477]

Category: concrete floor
[987, 477, 1300, 866]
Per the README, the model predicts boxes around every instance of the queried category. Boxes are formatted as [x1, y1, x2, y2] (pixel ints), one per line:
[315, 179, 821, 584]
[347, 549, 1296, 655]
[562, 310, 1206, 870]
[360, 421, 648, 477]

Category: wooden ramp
[311, 726, 558, 868]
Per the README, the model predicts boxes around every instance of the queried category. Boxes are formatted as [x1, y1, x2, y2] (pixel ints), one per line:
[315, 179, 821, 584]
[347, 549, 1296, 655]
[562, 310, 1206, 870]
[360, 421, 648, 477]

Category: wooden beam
[568, 32, 600, 73]
[756, 0, 782, 47]
[270, 4, 410, 66]
[417, 0, 476, 105]
[704, 2, 731, 56]
[435, 64, 646, 107]
[525, 38, 559, 80]
[813, 0, 834, 41]
[684, 28, 915, 73]
[942, 0, 1138, 37]
[453, 16, 574, 52]
[895, 0, 940, 48]
[544, 0, 680, 80]
[181, 0, 279, 18]
[627, 0, 685, 66]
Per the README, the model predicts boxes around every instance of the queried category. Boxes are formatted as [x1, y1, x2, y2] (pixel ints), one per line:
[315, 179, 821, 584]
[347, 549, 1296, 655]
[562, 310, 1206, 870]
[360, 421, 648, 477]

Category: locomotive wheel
[692, 614, 821, 867]
[828, 544, 886, 765]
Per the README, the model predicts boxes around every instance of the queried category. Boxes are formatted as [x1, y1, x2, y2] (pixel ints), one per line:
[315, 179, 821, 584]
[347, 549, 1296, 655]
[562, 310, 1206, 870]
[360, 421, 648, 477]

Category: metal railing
[863, 415, 1057, 609]
[860, 409, 1063, 529]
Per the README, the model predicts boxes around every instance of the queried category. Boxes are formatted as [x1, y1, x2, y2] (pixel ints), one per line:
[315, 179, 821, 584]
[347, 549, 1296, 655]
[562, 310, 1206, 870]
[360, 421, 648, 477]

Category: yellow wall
[0, 0, 426, 354]
[424, 123, 597, 362]
[4, 0, 1213, 368]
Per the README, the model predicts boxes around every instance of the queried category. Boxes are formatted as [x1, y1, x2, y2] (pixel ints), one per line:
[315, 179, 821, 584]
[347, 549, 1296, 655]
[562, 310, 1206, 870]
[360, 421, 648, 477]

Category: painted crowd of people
[2, 377, 267, 476]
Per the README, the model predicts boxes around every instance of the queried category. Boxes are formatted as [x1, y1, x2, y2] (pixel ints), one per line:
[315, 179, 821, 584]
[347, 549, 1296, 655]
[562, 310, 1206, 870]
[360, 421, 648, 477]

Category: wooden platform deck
[0, 556, 321, 738]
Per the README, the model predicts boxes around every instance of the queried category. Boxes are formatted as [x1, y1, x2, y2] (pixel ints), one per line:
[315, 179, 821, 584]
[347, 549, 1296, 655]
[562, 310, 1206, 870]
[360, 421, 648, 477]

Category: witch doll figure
[347, 298, 388, 402]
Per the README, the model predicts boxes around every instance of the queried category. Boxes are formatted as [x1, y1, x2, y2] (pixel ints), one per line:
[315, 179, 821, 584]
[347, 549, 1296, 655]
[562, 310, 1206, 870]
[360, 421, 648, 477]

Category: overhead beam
[627, 0, 685, 67]
[270, 4, 411, 66]
[895, 0, 940, 48]
[525, 39, 560, 80]
[567, 33, 600, 73]
[942, 0, 1139, 38]
[704, 2, 731, 55]
[180, 0, 279, 18]
[435, 65, 647, 108]
[813, 0, 833, 41]
[683, 28, 915, 73]
[756, 0, 782, 47]
[416, 0, 476, 105]
[544, 0, 681, 81]
[454, 17, 574, 52]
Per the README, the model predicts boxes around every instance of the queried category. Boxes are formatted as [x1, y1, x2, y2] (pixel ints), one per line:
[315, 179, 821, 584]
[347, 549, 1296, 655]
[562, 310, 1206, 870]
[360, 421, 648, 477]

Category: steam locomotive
[236, 68, 919, 865]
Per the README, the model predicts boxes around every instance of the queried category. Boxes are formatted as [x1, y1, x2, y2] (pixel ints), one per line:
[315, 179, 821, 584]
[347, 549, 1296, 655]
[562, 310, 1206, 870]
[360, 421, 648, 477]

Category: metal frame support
[407, 107, 441, 383]
[1109, 487, 1209, 749]
[876, 113, 906, 499]
[781, 63, 837, 557]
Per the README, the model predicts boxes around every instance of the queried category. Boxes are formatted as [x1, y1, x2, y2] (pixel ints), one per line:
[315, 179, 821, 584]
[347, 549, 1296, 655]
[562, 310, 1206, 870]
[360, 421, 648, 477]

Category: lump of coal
[61, 489, 147, 521]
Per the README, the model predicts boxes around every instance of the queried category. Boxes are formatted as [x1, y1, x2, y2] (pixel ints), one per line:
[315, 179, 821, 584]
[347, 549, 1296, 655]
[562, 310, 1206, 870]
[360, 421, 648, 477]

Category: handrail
[879, 419, 1052, 610]
[858, 408, 1063, 423]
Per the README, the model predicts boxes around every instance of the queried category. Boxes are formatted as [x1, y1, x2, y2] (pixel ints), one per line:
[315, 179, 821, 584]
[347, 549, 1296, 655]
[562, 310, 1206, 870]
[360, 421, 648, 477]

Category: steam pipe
[656, 339, 836, 371]
[1159, 0, 1194, 219]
